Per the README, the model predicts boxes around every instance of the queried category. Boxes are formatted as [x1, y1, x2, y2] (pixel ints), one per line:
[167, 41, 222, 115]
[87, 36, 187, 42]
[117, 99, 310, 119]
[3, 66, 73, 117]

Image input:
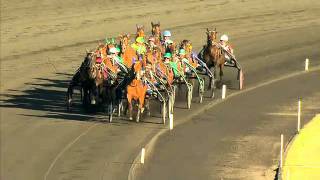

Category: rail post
[305, 58, 309, 71]
[141, 148, 145, 164]
[297, 98, 301, 133]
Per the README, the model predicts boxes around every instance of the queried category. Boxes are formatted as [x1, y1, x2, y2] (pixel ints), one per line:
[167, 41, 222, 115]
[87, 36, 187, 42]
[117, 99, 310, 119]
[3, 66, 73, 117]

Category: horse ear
[206, 28, 209, 32]
[151, 22, 154, 26]
[158, 21, 160, 26]
[86, 48, 89, 54]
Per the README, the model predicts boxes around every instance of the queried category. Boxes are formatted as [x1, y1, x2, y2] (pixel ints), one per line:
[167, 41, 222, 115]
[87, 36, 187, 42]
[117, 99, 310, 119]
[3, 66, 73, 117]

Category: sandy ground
[1, 0, 320, 180]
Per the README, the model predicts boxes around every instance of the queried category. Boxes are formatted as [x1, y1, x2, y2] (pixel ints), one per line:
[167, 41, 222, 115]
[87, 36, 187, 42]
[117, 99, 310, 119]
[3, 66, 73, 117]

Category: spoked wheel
[168, 97, 172, 116]
[238, 69, 244, 90]
[187, 84, 193, 109]
[170, 94, 174, 113]
[172, 85, 176, 105]
[198, 79, 204, 103]
[168, 95, 174, 116]
[162, 101, 166, 124]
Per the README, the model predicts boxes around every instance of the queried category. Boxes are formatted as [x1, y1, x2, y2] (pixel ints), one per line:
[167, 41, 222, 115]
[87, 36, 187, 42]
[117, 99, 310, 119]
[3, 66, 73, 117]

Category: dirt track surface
[136, 70, 320, 180]
[1, 0, 320, 180]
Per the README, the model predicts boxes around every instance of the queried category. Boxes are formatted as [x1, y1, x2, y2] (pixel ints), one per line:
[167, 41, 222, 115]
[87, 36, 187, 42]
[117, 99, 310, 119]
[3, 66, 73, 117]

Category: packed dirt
[1, 0, 320, 180]
[1, 0, 319, 91]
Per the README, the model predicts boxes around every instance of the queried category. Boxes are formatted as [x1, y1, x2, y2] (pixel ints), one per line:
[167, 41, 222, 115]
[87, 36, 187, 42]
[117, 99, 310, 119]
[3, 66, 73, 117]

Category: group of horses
[66, 22, 243, 124]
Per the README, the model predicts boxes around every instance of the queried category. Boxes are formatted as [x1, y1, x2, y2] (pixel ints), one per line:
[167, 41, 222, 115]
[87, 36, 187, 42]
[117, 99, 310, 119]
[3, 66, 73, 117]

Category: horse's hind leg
[127, 96, 133, 120]
[66, 84, 73, 110]
[219, 64, 224, 82]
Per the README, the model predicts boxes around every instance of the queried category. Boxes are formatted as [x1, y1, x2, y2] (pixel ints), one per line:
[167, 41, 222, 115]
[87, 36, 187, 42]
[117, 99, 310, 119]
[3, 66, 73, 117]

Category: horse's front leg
[139, 94, 145, 114]
[90, 86, 98, 105]
[208, 65, 216, 90]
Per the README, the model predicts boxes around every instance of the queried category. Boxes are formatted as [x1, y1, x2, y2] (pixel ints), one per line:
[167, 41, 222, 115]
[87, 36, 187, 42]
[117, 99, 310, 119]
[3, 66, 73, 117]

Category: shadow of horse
[0, 72, 168, 125]
[0, 73, 112, 122]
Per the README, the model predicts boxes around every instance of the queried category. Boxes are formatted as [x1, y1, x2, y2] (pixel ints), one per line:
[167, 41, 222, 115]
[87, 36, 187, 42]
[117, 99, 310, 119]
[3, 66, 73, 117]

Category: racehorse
[126, 61, 148, 122]
[145, 45, 162, 71]
[151, 22, 162, 47]
[66, 51, 102, 109]
[119, 34, 138, 68]
[201, 28, 225, 89]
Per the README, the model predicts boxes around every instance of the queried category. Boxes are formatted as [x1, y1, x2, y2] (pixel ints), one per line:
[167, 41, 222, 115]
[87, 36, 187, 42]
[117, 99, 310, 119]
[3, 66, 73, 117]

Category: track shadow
[0, 73, 167, 124]
[0, 73, 99, 122]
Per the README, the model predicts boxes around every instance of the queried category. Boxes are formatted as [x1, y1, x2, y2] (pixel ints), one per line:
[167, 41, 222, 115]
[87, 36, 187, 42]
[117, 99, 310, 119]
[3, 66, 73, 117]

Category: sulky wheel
[238, 69, 244, 90]
[199, 79, 205, 103]
[187, 85, 193, 109]
[162, 101, 166, 124]
[168, 96, 172, 116]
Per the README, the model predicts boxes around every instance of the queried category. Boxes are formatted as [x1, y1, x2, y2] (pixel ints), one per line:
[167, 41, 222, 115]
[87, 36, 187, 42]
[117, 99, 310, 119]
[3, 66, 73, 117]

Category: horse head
[206, 28, 218, 42]
[151, 21, 161, 37]
[82, 51, 97, 80]
[136, 24, 145, 38]
[119, 33, 130, 53]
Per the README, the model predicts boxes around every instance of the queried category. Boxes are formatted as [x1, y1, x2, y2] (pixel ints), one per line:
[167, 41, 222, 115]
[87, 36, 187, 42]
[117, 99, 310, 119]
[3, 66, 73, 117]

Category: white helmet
[220, 34, 229, 42]
[109, 47, 117, 54]
[163, 30, 172, 37]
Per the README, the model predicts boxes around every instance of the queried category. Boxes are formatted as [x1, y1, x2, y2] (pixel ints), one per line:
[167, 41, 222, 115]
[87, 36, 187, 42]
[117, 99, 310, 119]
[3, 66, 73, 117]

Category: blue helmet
[163, 30, 172, 37]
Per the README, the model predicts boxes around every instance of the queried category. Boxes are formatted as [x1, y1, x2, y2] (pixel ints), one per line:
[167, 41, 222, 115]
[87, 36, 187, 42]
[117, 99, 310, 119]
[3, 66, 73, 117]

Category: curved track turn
[1, 1, 320, 180]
